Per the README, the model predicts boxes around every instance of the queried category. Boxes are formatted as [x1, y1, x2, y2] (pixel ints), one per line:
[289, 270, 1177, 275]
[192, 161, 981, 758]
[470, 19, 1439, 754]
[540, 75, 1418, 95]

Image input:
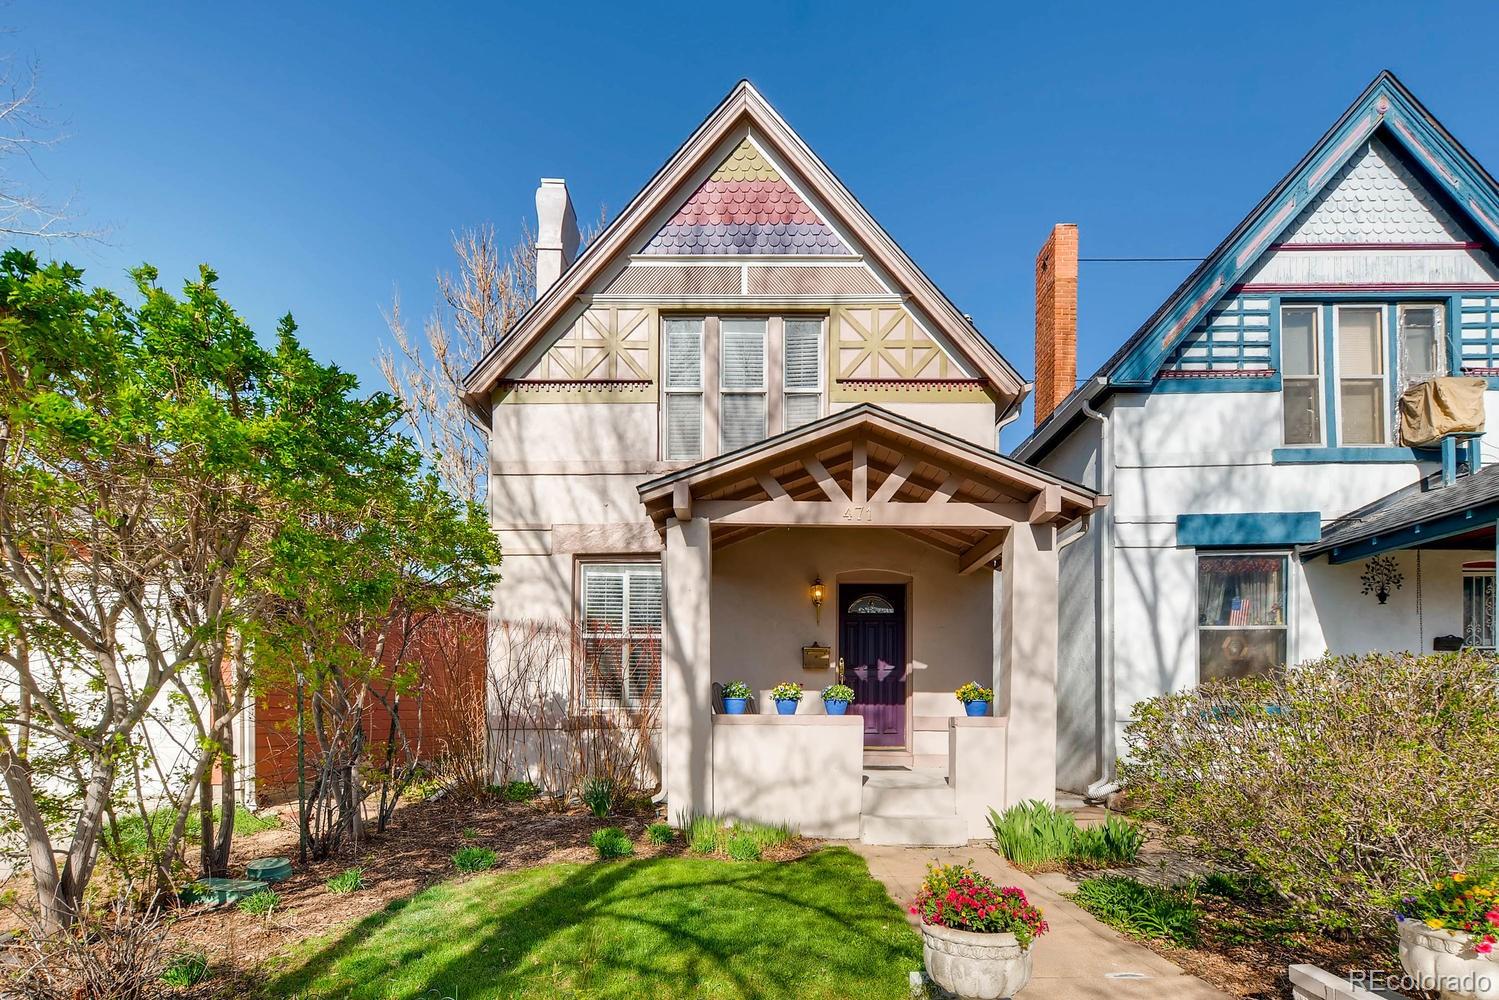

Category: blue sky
[12, 2, 1499, 434]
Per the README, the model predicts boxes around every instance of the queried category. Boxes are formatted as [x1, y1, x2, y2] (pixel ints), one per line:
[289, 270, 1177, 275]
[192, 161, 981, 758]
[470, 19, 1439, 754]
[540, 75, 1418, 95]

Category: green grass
[161, 950, 212, 988]
[326, 868, 365, 895]
[269, 848, 918, 1000]
[111, 804, 279, 860]
[683, 815, 794, 857]
[645, 822, 674, 845]
[1070, 875, 1199, 946]
[454, 846, 499, 873]
[590, 827, 634, 860]
[239, 889, 281, 918]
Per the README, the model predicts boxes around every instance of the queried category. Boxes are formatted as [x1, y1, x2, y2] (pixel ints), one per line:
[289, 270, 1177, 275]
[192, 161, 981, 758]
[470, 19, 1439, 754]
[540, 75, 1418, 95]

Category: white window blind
[720, 318, 766, 452]
[580, 563, 662, 708]
[1337, 307, 1386, 445]
[783, 317, 823, 430]
[663, 318, 703, 461]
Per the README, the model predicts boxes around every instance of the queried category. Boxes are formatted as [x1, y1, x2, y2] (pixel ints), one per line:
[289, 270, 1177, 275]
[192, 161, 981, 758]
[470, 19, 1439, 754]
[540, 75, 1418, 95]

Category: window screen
[1398, 304, 1445, 394]
[1281, 306, 1322, 446]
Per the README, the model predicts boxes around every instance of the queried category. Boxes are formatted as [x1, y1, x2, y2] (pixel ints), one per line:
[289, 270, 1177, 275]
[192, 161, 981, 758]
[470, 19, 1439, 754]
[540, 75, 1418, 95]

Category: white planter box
[1397, 918, 1499, 1000]
[920, 922, 1034, 999]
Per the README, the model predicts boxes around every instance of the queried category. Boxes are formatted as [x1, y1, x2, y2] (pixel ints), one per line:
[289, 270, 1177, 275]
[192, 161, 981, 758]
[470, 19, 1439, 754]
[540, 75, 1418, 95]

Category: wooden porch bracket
[957, 530, 1008, 575]
[673, 482, 693, 522]
[871, 455, 917, 502]
[803, 456, 849, 504]
[1028, 484, 1061, 523]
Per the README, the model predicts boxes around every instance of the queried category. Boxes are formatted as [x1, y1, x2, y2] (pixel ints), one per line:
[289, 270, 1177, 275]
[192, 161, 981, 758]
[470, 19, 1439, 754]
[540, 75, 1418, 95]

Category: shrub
[10, 895, 173, 1000]
[769, 681, 803, 702]
[1071, 875, 1199, 946]
[453, 846, 498, 873]
[161, 950, 212, 988]
[726, 834, 761, 861]
[591, 827, 634, 860]
[1073, 814, 1144, 865]
[721, 680, 752, 699]
[1122, 651, 1499, 933]
[325, 868, 365, 895]
[954, 681, 993, 704]
[646, 822, 674, 845]
[581, 777, 619, 818]
[988, 800, 1080, 865]
[238, 889, 280, 917]
[910, 863, 1049, 947]
[497, 779, 539, 801]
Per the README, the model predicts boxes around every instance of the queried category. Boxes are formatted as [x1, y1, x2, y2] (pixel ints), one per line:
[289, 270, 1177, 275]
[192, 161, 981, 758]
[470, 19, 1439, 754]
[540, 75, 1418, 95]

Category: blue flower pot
[964, 700, 989, 717]
[824, 699, 850, 716]
[723, 697, 748, 715]
[775, 698, 799, 715]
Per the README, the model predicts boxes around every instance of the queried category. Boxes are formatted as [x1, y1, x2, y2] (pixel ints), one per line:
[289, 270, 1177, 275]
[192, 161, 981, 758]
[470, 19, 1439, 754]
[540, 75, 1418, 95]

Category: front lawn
[267, 846, 921, 1000]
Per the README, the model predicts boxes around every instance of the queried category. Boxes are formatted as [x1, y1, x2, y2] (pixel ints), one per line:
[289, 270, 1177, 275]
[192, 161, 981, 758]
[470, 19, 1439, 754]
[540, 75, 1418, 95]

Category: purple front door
[839, 584, 907, 748]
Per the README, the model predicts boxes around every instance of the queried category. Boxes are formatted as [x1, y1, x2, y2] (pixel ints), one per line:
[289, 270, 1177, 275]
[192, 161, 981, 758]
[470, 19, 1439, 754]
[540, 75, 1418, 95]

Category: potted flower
[955, 682, 994, 717]
[821, 683, 855, 716]
[1394, 870, 1499, 1000]
[770, 682, 803, 715]
[721, 680, 752, 715]
[911, 862, 1047, 999]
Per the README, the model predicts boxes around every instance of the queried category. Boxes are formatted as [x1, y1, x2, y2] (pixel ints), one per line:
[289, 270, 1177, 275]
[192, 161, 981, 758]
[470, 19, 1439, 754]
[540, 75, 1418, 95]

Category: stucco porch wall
[711, 715, 863, 837]
[709, 527, 996, 760]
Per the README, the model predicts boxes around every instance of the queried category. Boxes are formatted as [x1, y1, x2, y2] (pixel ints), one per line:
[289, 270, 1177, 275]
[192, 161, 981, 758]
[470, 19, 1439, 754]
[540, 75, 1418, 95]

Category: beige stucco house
[461, 82, 1100, 845]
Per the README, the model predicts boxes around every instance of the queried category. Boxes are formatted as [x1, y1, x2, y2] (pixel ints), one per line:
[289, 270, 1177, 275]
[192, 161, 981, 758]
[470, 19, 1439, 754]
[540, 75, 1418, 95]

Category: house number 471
[842, 505, 873, 522]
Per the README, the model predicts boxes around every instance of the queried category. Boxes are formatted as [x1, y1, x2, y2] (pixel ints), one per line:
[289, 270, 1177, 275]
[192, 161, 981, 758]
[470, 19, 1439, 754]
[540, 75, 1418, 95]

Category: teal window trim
[1322, 303, 1338, 446]
[1154, 374, 1280, 394]
[1177, 512, 1321, 548]
[1271, 446, 1440, 463]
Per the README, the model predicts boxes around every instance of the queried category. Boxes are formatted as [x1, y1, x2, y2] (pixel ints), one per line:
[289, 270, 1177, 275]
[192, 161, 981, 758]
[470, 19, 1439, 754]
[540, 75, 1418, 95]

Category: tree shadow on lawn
[268, 846, 921, 1000]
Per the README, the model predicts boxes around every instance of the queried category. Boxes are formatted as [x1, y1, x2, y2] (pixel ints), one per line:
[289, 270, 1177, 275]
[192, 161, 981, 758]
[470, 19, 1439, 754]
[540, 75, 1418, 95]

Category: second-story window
[784, 317, 825, 429]
[663, 317, 704, 461]
[1281, 301, 1447, 449]
[720, 318, 767, 452]
[1281, 306, 1322, 445]
[1335, 305, 1387, 445]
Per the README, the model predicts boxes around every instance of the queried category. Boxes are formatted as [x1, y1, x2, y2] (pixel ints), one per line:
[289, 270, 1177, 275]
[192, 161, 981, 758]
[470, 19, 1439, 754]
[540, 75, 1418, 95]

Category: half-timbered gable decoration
[462, 81, 1023, 420]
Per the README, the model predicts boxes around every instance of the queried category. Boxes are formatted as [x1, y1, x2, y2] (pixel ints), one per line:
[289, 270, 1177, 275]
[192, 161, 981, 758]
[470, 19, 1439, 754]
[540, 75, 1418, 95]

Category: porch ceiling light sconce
[811, 576, 825, 624]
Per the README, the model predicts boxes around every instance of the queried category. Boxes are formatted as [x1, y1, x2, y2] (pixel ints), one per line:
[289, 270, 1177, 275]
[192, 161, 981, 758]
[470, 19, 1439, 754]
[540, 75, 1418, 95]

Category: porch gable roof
[638, 404, 1102, 571]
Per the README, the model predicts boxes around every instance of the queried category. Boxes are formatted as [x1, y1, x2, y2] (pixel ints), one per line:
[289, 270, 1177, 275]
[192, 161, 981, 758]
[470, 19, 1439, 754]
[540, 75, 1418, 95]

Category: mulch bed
[165, 793, 819, 991]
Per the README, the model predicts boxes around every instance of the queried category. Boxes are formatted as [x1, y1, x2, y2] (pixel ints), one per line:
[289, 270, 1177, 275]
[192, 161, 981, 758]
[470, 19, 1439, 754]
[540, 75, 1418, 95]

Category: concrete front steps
[858, 769, 969, 846]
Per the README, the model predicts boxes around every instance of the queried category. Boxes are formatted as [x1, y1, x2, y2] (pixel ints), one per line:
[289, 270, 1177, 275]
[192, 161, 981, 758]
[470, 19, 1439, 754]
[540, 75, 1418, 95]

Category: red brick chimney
[1034, 223, 1079, 426]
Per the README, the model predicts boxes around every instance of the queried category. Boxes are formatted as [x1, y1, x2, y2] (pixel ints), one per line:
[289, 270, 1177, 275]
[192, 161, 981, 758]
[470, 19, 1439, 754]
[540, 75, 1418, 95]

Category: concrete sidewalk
[851, 843, 1231, 1000]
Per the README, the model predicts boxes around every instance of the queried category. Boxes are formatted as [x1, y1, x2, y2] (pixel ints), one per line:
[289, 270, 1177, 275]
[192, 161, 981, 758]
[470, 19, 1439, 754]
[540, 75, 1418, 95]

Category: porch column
[663, 516, 713, 821]
[999, 522, 1059, 805]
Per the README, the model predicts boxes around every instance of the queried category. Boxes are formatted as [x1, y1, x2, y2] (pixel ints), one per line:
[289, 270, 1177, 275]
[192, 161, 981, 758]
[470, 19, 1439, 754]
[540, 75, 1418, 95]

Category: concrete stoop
[859, 769, 969, 847]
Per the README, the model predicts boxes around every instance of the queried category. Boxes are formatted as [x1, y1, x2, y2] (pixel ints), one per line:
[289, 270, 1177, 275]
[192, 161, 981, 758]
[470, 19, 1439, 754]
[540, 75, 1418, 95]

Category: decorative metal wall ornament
[1360, 555, 1404, 605]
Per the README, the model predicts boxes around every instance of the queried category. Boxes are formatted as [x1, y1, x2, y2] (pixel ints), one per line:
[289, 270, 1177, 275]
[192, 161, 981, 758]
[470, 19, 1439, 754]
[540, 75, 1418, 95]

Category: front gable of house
[1111, 73, 1499, 392]
[465, 82, 1023, 432]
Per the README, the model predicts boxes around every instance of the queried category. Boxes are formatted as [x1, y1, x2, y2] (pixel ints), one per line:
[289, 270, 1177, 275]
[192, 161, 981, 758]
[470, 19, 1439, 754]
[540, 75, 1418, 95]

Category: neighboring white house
[461, 82, 1101, 845]
[1014, 71, 1499, 795]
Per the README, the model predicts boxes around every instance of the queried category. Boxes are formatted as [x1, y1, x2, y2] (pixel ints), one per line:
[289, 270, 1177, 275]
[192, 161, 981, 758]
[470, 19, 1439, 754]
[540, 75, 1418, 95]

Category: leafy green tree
[0, 251, 477, 931]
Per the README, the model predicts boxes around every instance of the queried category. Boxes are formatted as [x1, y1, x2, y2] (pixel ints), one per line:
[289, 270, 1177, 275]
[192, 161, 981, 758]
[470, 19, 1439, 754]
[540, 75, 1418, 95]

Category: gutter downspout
[1079, 378, 1117, 800]
[995, 382, 1032, 453]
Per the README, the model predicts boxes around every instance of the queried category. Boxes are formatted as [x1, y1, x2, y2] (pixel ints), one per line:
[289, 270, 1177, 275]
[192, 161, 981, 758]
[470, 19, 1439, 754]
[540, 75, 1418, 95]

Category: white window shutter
[664, 320, 702, 389]
[720, 319, 766, 390]
[664, 393, 702, 461]
[720, 394, 767, 451]
[784, 393, 820, 430]
[784, 319, 822, 389]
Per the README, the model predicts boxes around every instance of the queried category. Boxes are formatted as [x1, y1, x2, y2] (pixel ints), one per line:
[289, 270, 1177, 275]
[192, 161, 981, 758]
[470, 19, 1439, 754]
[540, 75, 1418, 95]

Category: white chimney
[535, 178, 579, 300]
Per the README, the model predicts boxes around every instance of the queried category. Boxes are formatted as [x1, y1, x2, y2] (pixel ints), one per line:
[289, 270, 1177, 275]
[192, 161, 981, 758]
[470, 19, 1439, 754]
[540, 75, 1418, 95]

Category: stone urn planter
[1397, 918, 1499, 1000]
[920, 922, 1034, 999]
